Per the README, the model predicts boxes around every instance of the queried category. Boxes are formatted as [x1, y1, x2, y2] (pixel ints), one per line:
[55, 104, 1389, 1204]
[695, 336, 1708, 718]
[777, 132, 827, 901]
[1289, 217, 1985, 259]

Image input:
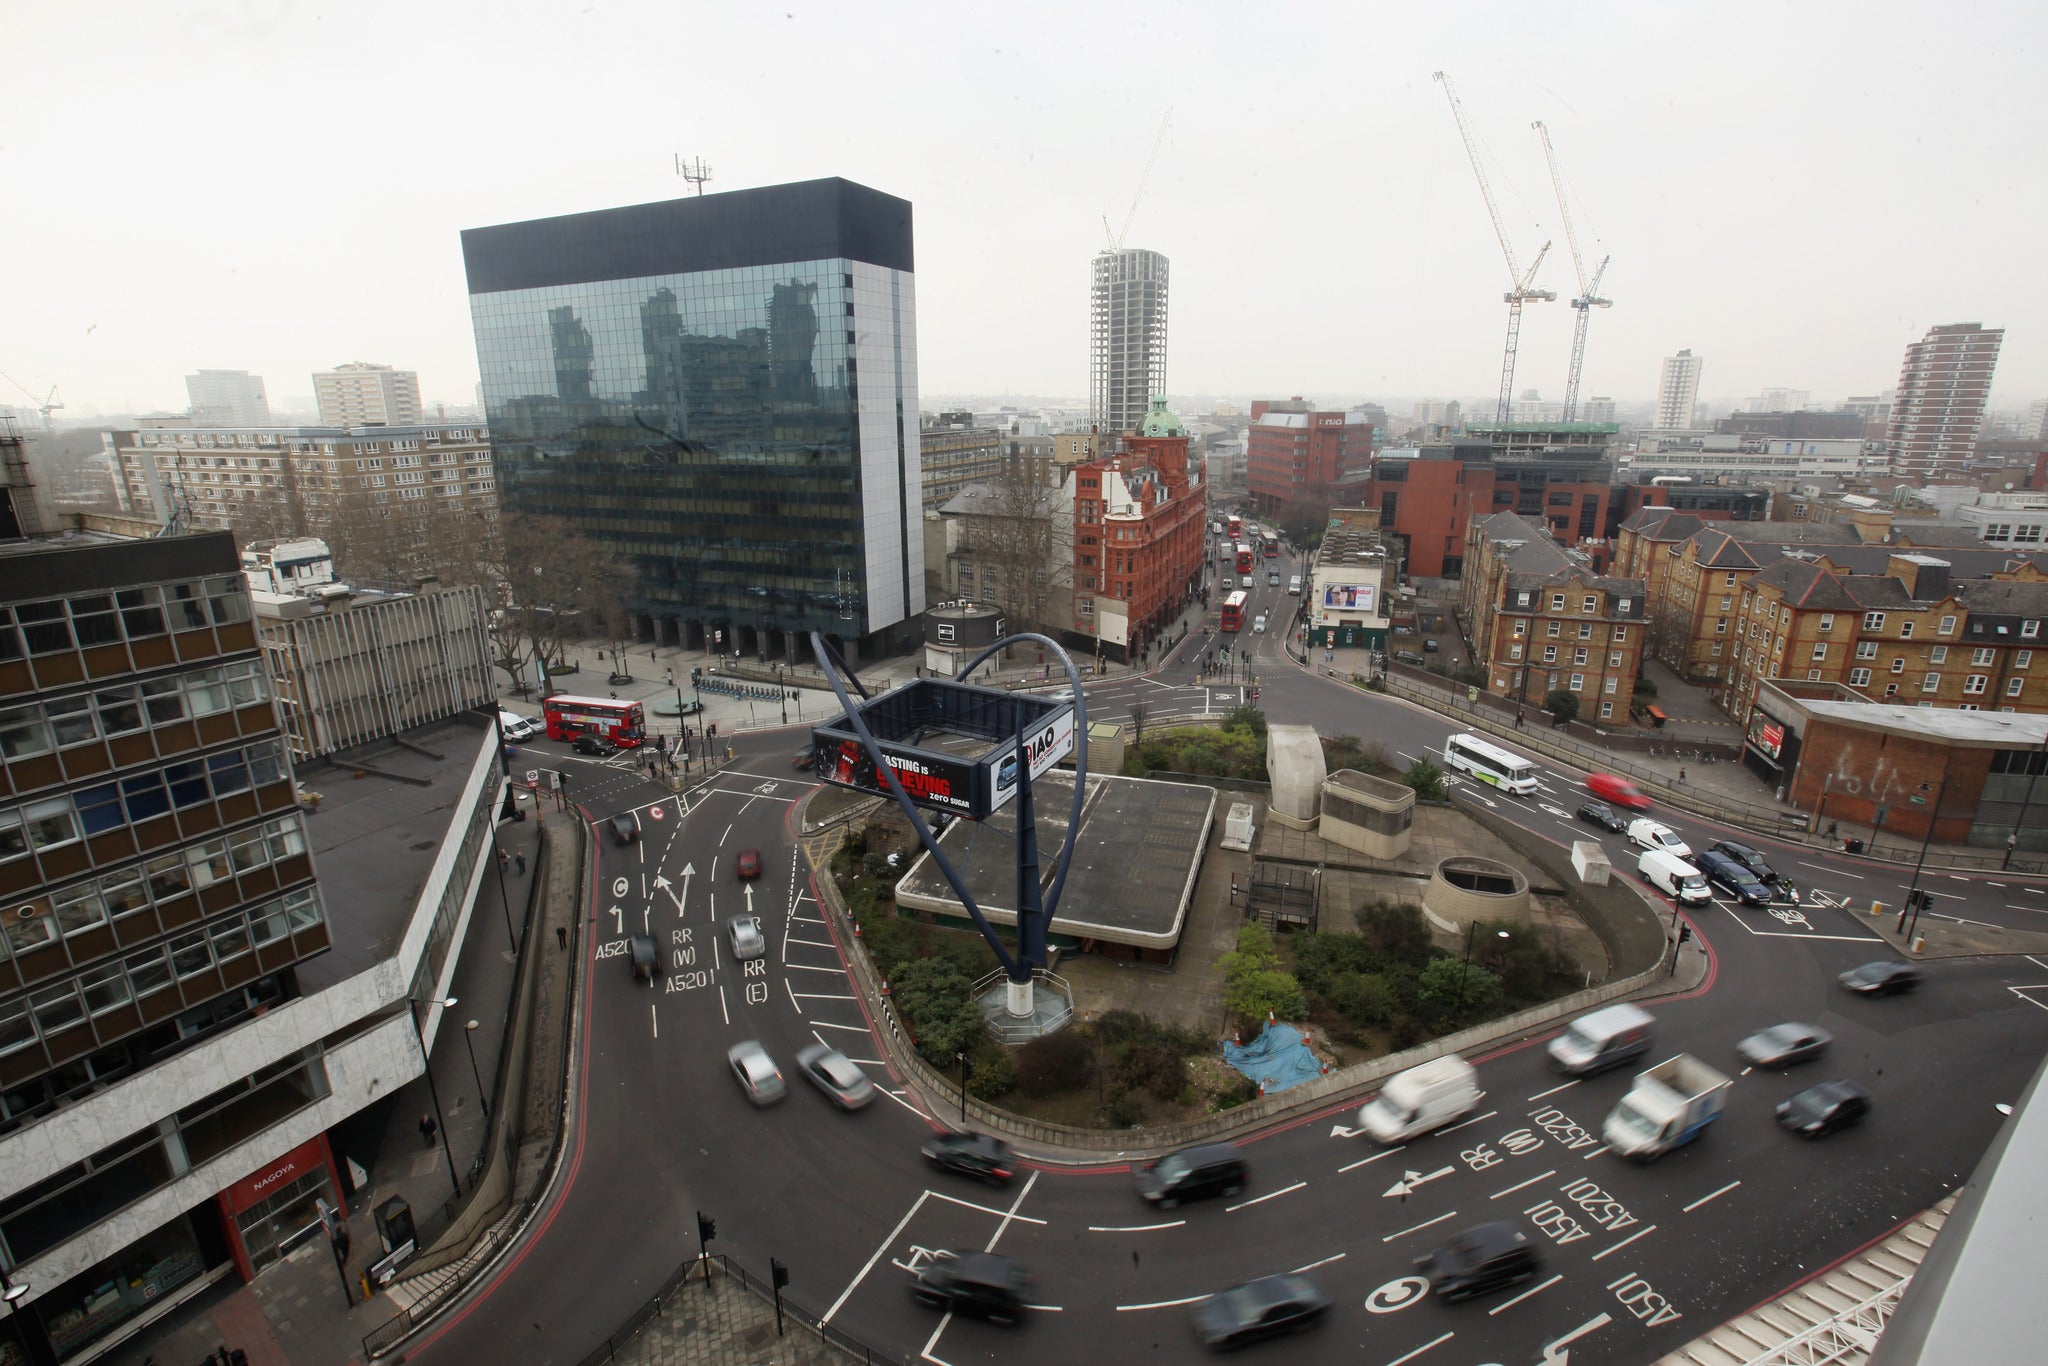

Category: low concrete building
[1318, 770, 1413, 860]
[1265, 724, 1326, 828]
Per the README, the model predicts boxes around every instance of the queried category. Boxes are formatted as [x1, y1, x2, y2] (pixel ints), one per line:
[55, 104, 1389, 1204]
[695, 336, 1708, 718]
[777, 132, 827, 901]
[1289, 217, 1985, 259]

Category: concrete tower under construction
[1090, 248, 1169, 435]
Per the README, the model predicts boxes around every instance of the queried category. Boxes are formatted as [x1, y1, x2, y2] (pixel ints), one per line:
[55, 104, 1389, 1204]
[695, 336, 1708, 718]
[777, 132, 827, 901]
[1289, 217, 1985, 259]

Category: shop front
[218, 1133, 345, 1280]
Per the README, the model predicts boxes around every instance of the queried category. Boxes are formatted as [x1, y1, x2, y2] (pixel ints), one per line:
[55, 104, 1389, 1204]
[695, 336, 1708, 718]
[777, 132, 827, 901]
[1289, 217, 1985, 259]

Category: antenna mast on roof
[674, 155, 713, 196]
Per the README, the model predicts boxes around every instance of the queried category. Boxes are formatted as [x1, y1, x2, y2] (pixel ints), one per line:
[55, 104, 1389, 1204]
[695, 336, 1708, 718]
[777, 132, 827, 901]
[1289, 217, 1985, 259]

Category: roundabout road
[405, 678, 2048, 1365]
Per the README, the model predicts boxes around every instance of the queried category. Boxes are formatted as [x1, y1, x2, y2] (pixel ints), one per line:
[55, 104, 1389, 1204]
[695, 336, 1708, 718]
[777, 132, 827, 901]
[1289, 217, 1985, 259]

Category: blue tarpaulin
[1220, 1023, 1324, 1095]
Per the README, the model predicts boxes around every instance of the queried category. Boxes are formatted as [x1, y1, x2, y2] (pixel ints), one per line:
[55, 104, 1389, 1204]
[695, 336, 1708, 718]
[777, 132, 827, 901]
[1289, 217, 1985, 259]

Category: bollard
[1871, 901, 1885, 918]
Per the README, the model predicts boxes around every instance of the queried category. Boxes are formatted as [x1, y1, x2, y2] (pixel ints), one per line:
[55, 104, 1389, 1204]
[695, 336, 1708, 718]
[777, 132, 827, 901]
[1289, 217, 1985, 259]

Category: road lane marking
[1582, 1144, 1609, 1160]
[1682, 1181, 1742, 1212]
[1797, 861, 1862, 877]
[808, 1019, 869, 1032]
[1437, 1109, 1498, 1135]
[784, 937, 837, 949]
[1527, 1080, 1579, 1101]
[1291, 1252, 1348, 1274]
[1490, 1169, 1556, 1199]
[917, 1310, 955, 1364]
[715, 986, 727, 1026]
[1591, 1224, 1657, 1260]
[1088, 1221, 1186, 1233]
[1117, 1295, 1209, 1311]
[983, 1170, 1041, 1251]
[1488, 1273, 1563, 1315]
[824, 1191, 929, 1323]
[1341, 1147, 1405, 1173]
[1383, 1211, 1458, 1242]
[1226, 1181, 1306, 1211]
[927, 1190, 1047, 1224]
[791, 990, 856, 1000]
[784, 962, 848, 974]
[1382, 1331, 1456, 1365]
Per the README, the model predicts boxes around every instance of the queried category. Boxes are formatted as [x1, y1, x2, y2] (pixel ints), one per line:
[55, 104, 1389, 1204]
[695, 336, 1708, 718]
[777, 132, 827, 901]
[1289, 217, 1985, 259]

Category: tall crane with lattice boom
[0, 371, 63, 433]
[1433, 71, 1554, 424]
[1533, 120, 1611, 422]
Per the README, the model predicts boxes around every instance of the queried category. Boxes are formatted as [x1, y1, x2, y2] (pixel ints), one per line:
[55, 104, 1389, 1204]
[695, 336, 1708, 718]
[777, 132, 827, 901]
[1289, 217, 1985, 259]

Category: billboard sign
[1321, 582, 1377, 612]
[982, 707, 1076, 815]
[812, 735, 980, 815]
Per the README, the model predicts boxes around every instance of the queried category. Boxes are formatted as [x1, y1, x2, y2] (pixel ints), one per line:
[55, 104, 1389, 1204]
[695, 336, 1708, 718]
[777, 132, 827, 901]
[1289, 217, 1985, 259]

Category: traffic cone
[880, 979, 889, 997]
[1267, 1009, 1277, 1027]
[853, 921, 862, 938]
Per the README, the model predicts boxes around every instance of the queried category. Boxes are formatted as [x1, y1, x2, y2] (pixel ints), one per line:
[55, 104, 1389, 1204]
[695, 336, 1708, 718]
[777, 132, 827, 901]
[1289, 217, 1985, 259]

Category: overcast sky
[8, 0, 2043, 420]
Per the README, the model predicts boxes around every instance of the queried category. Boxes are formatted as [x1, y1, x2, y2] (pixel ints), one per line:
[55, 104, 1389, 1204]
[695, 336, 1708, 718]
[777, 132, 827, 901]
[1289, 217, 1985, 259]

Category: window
[1721, 597, 1733, 612]
[1849, 668, 1872, 686]
[1890, 658, 1906, 674]
[1939, 615, 1957, 635]
[1725, 573, 1737, 587]
[1609, 651, 1622, 667]
[2019, 651, 2033, 669]
[1582, 595, 1597, 613]
[1856, 641, 1878, 660]
[1924, 673, 1941, 692]
[1509, 643, 1522, 660]
[0, 799, 80, 861]
[1972, 647, 1995, 666]
[1613, 626, 1627, 642]
[1604, 676, 1618, 693]
[1899, 621, 1914, 639]
[1931, 645, 1948, 664]
[1573, 648, 1588, 665]
[1547, 621, 1561, 637]
[2009, 676, 2027, 697]
[1715, 619, 1727, 634]
[1965, 675, 1988, 694]
[1578, 622, 1592, 639]
[1818, 614, 1834, 632]
[1812, 642, 1828, 660]
[1884, 683, 1899, 698]
[1569, 674, 1585, 691]
[1542, 645, 1557, 662]
[2027, 621, 2041, 639]
[1711, 642, 1723, 656]
[1550, 594, 1565, 611]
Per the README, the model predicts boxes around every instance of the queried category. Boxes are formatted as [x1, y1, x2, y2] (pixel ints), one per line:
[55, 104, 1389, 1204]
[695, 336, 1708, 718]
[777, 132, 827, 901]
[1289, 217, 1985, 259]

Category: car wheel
[1158, 1195, 1179, 1210]
[1222, 1182, 1244, 1197]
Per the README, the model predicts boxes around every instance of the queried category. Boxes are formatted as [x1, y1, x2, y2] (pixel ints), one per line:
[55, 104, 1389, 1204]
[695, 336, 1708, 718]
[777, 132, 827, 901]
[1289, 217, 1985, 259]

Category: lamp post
[1457, 924, 1510, 1014]
[485, 708, 519, 953]
[2006, 740, 2046, 870]
[409, 994, 464, 1203]
[2, 1267, 28, 1309]
[463, 1019, 490, 1119]
[1899, 755, 1954, 941]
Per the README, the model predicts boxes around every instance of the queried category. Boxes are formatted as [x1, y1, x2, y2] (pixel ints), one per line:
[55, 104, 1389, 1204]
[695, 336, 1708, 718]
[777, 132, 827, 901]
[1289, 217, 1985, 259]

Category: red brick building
[1245, 398, 1372, 518]
[1365, 427, 1618, 579]
[1070, 398, 1207, 663]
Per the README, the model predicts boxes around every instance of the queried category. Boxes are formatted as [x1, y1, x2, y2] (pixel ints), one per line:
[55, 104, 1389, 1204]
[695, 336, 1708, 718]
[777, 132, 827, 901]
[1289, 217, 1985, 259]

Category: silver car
[795, 1042, 877, 1111]
[727, 1040, 785, 1106]
[727, 914, 766, 962]
[1737, 1023, 1833, 1069]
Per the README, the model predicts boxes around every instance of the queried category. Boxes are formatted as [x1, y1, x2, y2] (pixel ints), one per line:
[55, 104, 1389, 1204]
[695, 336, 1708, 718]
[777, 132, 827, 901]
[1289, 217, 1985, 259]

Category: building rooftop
[292, 715, 496, 993]
[1798, 699, 2048, 745]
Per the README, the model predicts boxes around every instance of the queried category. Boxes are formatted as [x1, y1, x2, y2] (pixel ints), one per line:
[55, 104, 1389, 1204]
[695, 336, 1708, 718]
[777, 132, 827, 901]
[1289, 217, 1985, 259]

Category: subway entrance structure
[808, 630, 1082, 1029]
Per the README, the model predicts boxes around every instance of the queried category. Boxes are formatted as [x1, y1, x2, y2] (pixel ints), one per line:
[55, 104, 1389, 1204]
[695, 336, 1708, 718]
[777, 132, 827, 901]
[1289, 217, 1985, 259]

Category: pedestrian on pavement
[498, 849, 510, 873]
[419, 1113, 437, 1148]
[515, 852, 527, 875]
[1679, 767, 1687, 783]
[1515, 708, 1525, 729]
[556, 925, 568, 951]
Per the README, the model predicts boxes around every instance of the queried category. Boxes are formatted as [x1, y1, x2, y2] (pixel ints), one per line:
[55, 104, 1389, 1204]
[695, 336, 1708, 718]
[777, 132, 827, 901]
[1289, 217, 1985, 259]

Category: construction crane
[1533, 120, 1612, 422]
[1433, 71, 1554, 424]
[0, 371, 63, 432]
[1104, 108, 1174, 251]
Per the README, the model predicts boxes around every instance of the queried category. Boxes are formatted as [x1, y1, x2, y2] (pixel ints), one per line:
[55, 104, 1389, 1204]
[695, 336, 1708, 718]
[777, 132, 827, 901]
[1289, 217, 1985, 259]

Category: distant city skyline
[9, 2, 2045, 418]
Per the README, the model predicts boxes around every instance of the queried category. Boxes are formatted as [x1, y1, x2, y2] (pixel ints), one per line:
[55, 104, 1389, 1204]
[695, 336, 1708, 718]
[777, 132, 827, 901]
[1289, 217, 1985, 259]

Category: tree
[1402, 757, 1447, 801]
[489, 512, 621, 696]
[1417, 956, 1503, 1028]
[1543, 689, 1580, 726]
[1219, 923, 1306, 1023]
[945, 459, 1072, 635]
[890, 957, 984, 1059]
[1128, 698, 1149, 744]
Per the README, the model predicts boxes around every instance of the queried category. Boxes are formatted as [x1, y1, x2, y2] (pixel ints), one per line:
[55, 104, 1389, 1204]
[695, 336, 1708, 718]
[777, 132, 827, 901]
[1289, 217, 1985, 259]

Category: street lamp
[2, 1268, 28, 1309]
[1899, 756, 1954, 942]
[1457, 924, 1511, 1013]
[409, 994, 464, 1204]
[463, 1019, 490, 1119]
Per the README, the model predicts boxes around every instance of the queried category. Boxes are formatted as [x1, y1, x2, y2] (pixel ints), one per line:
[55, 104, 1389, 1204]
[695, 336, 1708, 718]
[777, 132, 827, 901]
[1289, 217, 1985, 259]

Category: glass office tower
[461, 178, 924, 662]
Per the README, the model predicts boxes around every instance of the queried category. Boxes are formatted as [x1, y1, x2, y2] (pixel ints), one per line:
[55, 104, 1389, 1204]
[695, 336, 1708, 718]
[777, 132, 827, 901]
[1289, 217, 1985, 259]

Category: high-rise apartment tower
[1655, 350, 1703, 429]
[1089, 248, 1169, 436]
[313, 363, 423, 427]
[184, 370, 271, 427]
[1886, 322, 2004, 480]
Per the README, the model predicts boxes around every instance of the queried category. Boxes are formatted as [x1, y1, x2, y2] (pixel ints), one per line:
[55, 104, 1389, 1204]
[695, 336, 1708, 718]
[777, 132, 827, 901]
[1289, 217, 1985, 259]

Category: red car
[734, 848, 762, 880]
[1586, 773, 1652, 810]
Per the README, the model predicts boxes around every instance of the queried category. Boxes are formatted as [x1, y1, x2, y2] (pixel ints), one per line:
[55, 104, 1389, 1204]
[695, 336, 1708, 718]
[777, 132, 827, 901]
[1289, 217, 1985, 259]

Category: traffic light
[1677, 924, 1693, 946]
[771, 1257, 790, 1291]
[696, 1210, 716, 1247]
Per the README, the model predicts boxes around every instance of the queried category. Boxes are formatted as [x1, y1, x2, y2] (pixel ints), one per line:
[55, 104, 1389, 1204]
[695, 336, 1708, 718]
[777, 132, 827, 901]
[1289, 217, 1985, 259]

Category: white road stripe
[824, 1191, 929, 1323]
[926, 1190, 1047, 1225]
[1488, 1273, 1563, 1315]
[1382, 1333, 1456, 1366]
[1437, 1109, 1498, 1136]
[1582, 1144, 1609, 1160]
[1340, 1147, 1405, 1173]
[1225, 1181, 1305, 1212]
[1682, 1180, 1742, 1213]
[1117, 1295, 1209, 1312]
[1526, 1080, 1579, 1102]
[1383, 1210, 1459, 1242]
[1591, 1223, 1657, 1260]
[1291, 1252, 1347, 1274]
[1490, 1169, 1555, 1199]
[808, 1020, 870, 1033]
[1088, 1221, 1186, 1233]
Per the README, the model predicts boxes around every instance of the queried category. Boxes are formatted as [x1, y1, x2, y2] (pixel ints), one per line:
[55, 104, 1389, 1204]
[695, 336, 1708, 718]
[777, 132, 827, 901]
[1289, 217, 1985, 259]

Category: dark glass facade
[463, 179, 925, 657]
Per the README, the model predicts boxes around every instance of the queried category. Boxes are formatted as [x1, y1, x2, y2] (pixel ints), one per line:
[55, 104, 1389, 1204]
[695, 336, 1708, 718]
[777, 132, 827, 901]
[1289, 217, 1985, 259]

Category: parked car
[1135, 1142, 1247, 1209]
[795, 1042, 877, 1110]
[1738, 1023, 1833, 1069]
[726, 1039, 785, 1105]
[1393, 649, 1427, 666]
[726, 914, 765, 961]
[1694, 850, 1770, 905]
[734, 848, 762, 880]
[1777, 1080, 1870, 1137]
[1839, 961, 1922, 996]
[1586, 772, 1652, 810]
[629, 933, 657, 983]
[1710, 840, 1796, 900]
[920, 1132, 1016, 1185]
[573, 733, 620, 756]
[609, 813, 639, 846]
[1422, 638, 1441, 653]
[1416, 1222, 1541, 1302]
[1189, 1274, 1330, 1350]
[1576, 800, 1628, 833]
[1627, 817, 1692, 858]
[908, 1251, 1030, 1324]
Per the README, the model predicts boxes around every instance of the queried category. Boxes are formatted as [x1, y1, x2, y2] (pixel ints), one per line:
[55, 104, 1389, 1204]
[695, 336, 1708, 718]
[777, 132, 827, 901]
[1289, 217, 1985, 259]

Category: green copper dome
[1139, 395, 1184, 438]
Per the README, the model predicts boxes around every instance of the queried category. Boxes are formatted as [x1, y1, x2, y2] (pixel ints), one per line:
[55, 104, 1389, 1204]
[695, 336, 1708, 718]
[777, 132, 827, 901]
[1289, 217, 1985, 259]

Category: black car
[572, 733, 619, 757]
[1189, 1274, 1330, 1350]
[1576, 800, 1627, 833]
[1694, 850, 1770, 906]
[1710, 840, 1795, 899]
[629, 933, 657, 983]
[1136, 1142, 1247, 1209]
[608, 813, 639, 846]
[1416, 1222, 1541, 1302]
[1422, 639, 1441, 653]
[1839, 961, 1922, 996]
[920, 1132, 1016, 1185]
[909, 1251, 1030, 1324]
[1777, 1080, 1871, 1137]
[1393, 649, 1427, 666]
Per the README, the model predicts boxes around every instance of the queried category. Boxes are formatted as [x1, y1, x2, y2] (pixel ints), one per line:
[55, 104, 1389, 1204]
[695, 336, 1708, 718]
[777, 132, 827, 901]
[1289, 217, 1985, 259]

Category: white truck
[1359, 1055, 1484, 1143]
[1603, 1054, 1731, 1161]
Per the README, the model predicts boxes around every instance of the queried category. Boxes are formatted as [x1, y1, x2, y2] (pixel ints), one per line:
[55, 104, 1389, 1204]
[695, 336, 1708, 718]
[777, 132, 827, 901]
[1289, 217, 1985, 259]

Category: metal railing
[1737, 1272, 1911, 1366]
[970, 967, 1075, 1042]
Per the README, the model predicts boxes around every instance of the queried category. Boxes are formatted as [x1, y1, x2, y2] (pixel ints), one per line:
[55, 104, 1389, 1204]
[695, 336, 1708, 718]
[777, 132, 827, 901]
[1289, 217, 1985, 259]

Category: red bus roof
[542, 694, 643, 711]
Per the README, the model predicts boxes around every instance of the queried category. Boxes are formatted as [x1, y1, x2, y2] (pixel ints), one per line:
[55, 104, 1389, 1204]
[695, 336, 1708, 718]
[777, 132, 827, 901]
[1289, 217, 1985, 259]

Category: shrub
[1211, 1072, 1260, 1112]
[1417, 956, 1504, 1028]
[1633, 673, 1659, 699]
[1222, 704, 1268, 740]
[1355, 900, 1434, 965]
[1015, 1029, 1095, 1097]
[965, 1039, 1016, 1100]
[1096, 1010, 1207, 1056]
[1226, 968, 1307, 1022]
[1114, 1042, 1190, 1102]
[863, 911, 923, 981]
[1291, 932, 1379, 996]
[1401, 757, 1448, 802]
[1322, 735, 1395, 777]
[1543, 689, 1580, 725]
[1102, 1087, 1144, 1128]
[891, 957, 982, 1059]
[1326, 971, 1401, 1028]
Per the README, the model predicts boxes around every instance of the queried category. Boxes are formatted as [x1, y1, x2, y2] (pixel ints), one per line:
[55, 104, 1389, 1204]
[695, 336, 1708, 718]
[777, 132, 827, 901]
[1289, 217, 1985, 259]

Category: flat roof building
[313, 363, 423, 428]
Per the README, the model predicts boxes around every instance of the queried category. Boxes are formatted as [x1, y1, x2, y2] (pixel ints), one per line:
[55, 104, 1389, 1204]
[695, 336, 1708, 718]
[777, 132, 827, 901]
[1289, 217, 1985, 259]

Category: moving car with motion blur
[1416, 1222, 1541, 1302]
[1777, 1080, 1870, 1137]
[796, 1042, 877, 1110]
[1576, 799, 1628, 833]
[909, 1252, 1030, 1324]
[1737, 1023, 1832, 1069]
[1586, 772, 1652, 810]
[920, 1132, 1016, 1185]
[1189, 1274, 1330, 1350]
[1839, 961, 1922, 996]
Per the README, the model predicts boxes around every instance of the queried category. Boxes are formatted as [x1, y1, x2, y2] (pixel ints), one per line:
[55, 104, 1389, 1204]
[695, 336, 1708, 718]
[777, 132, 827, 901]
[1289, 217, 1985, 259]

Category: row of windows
[0, 739, 287, 864]
[0, 661, 268, 761]
[0, 887, 321, 1059]
[1, 813, 308, 960]
[0, 578, 249, 661]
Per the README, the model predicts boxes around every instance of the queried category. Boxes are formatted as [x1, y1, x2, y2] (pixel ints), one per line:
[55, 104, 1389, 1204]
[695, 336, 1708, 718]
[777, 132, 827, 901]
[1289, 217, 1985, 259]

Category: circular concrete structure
[1422, 855, 1531, 929]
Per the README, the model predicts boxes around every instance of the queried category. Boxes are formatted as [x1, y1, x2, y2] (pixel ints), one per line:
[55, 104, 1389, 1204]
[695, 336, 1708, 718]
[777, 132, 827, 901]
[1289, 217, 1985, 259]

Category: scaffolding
[1089, 248, 1170, 436]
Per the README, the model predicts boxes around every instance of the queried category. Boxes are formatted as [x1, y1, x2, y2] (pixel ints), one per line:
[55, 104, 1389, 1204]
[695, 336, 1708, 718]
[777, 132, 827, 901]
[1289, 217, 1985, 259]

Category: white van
[1547, 1003, 1656, 1076]
[1360, 1055, 1484, 1143]
[498, 711, 543, 741]
[1627, 817, 1691, 858]
[1638, 849, 1712, 905]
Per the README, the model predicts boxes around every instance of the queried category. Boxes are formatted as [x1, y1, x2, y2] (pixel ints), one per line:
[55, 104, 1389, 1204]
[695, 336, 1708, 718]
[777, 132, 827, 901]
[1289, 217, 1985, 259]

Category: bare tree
[960, 460, 1071, 635]
[1128, 697, 1149, 744]
[491, 513, 619, 696]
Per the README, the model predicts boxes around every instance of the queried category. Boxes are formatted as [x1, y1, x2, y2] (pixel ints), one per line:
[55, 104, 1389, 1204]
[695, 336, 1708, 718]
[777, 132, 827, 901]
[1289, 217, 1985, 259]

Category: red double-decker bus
[1235, 543, 1255, 573]
[1220, 590, 1248, 631]
[1227, 514, 1243, 540]
[541, 694, 647, 747]
[1263, 531, 1281, 558]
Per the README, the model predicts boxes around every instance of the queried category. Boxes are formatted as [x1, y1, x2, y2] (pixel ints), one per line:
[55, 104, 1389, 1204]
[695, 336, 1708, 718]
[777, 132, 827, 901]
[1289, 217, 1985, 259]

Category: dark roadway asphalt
[400, 655, 2048, 1366]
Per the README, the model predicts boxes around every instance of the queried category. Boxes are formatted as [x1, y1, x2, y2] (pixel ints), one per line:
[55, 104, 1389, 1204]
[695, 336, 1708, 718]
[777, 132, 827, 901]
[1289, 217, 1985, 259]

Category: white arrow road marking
[1385, 1166, 1454, 1198]
[1539, 1312, 1616, 1362]
[1330, 1122, 1366, 1139]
